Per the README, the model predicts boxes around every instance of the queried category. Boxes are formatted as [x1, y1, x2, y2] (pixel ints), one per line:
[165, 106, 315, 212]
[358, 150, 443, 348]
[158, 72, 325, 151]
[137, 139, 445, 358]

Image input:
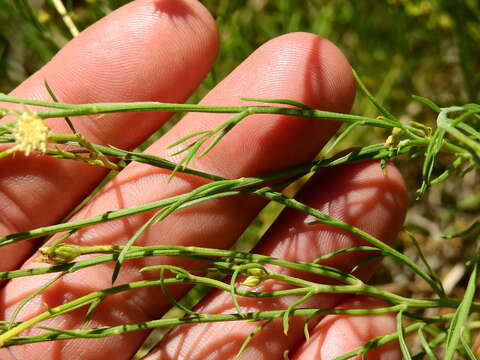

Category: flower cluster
[13, 110, 51, 156]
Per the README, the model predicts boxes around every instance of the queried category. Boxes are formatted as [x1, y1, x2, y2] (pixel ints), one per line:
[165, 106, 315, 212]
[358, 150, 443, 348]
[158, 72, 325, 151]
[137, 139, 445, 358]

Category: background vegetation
[0, 0, 479, 358]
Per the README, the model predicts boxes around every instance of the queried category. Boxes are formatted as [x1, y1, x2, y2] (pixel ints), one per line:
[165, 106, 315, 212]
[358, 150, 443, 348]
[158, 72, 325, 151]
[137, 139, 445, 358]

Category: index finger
[0, 0, 219, 271]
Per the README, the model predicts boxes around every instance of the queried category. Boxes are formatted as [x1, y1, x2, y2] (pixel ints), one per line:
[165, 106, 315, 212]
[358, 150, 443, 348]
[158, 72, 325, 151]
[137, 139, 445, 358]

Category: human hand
[0, 0, 408, 359]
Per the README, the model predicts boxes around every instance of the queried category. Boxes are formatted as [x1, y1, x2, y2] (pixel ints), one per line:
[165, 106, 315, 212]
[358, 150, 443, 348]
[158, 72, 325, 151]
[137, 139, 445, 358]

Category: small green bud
[39, 243, 83, 265]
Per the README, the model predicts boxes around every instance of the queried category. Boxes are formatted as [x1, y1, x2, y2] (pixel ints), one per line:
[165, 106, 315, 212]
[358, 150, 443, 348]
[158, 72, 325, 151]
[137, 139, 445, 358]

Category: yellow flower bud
[247, 267, 267, 277]
[385, 127, 402, 150]
[241, 267, 268, 287]
[241, 275, 262, 288]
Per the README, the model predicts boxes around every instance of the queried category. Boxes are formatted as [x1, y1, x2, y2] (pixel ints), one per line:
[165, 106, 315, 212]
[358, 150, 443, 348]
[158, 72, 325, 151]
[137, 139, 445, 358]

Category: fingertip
[275, 32, 356, 113]
[162, 31, 357, 178]
[231, 31, 356, 113]
[12, 0, 220, 124]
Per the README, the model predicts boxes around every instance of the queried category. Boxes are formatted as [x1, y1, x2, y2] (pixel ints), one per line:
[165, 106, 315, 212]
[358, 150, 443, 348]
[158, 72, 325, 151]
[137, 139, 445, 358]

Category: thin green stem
[2, 306, 406, 346]
[0, 94, 423, 135]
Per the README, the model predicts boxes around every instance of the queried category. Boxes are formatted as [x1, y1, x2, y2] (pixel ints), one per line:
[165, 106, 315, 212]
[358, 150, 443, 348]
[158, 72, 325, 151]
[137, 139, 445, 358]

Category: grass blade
[82, 296, 104, 328]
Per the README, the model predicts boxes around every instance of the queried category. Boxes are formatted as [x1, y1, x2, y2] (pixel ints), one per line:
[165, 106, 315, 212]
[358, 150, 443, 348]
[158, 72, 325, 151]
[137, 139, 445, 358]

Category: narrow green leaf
[9, 272, 65, 329]
[235, 319, 273, 359]
[303, 321, 310, 344]
[313, 246, 380, 263]
[82, 296, 104, 327]
[167, 130, 210, 149]
[430, 157, 465, 186]
[44, 79, 76, 133]
[322, 122, 360, 156]
[199, 111, 249, 157]
[239, 97, 312, 110]
[411, 95, 441, 113]
[444, 262, 478, 360]
[457, 121, 480, 140]
[406, 231, 444, 295]
[439, 115, 480, 154]
[282, 290, 314, 335]
[168, 139, 200, 156]
[444, 219, 480, 239]
[350, 253, 385, 274]
[418, 127, 446, 198]
[352, 69, 398, 123]
[460, 333, 479, 360]
[111, 212, 159, 284]
[418, 327, 439, 360]
[397, 310, 412, 360]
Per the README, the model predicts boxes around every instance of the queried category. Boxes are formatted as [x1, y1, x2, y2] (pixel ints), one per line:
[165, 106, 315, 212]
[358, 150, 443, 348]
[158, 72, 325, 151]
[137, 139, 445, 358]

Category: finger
[0, 0, 219, 271]
[292, 296, 400, 360]
[1, 33, 355, 359]
[0, 348, 16, 360]
[146, 160, 407, 359]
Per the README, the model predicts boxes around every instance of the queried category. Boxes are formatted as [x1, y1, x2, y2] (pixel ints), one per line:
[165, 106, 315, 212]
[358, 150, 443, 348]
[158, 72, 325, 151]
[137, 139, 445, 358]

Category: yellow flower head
[13, 110, 51, 156]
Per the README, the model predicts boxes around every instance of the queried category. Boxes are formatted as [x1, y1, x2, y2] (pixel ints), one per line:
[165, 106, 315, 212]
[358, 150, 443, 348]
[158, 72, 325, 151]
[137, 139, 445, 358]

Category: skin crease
[0, 1, 408, 359]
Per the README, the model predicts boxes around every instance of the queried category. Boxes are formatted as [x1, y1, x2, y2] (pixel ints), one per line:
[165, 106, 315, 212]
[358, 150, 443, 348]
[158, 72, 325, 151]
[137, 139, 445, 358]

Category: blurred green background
[0, 0, 479, 297]
[1, 0, 479, 108]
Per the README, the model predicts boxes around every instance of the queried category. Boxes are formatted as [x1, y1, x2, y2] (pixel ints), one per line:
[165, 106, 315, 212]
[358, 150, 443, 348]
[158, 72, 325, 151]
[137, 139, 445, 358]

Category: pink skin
[0, 1, 407, 359]
[147, 161, 407, 360]
[0, 0, 219, 271]
[292, 296, 401, 360]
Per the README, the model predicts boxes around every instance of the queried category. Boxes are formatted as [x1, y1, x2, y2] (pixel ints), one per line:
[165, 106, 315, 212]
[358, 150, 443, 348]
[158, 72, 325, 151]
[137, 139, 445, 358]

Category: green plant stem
[0, 94, 424, 135]
[0, 140, 458, 247]
[0, 254, 470, 346]
[333, 321, 433, 360]
[0, 241, 472, 347]
[0, 143, 445, 294]
[2, 305, 408, 346]
[0, 93, 478, 354]
[259, 191, 444, 295]
[438, 107, 480, 155]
